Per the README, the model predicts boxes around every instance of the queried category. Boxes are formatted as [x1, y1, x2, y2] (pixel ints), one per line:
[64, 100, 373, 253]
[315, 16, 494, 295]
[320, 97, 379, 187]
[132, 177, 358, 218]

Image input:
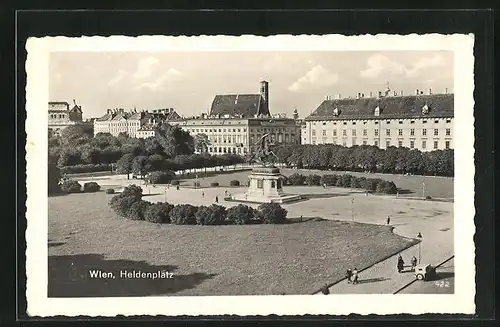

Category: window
[352, 122, 356, 125]
[363, 121, 367, 125]
[386, 121, 391, 124]
[322, 130, 327, 136]
[386, 140, 390, 148]
[362, 140, 367, 145]
[434, 141, 438, 149]
[352, 130, 356, 136]
[434, 120, 439, 123]
[342, 141, 346, 146]
[422, 129, 427, 136]
[208, 147, 212, 152]
[333, 130, 337, 136]
[312, 130, 316, 136]
[410, 129, 415, 136]
[257, 180, 263, 189]
[398, 140, 403, 147]
[374, 129, 379, 136]
[312, 139, 316, 145]
[352, 139, 356, 146]
[218, 129, 222, 132]
[410, 140, 415, 149]
[434, 129, 439, 136]
[363, 129, 367, 136]
[422, 140, 427, 149]
[374, 140, 379, 147]
[398, 129, 403, 136]
[386, 129, 391, 136]
[322, 122, 326, 125]
[399, 121, 403, 124]
[238, 129, 241, 132]
[410, 120, 415, 124]
[446, 128, 451, 136]
[446, 119, 451, 123]
[271, 180, 276, 188]
[375, 121, 379, 125]
[445, 141, 450, 149]
[343, 122, 347, 125]
[343, 129, 347, 136]
[333, 122, 337, 125]
[423, 120, 427, 123]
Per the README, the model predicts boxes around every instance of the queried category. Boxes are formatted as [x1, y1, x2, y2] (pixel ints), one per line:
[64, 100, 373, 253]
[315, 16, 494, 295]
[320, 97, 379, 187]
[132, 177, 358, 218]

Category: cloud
[133, 56, 160, 79]
[107, 70, 128, 86]
[360, 54, 447, 79]
[135, 68, 185, 91]
[288, 65, 339, 92]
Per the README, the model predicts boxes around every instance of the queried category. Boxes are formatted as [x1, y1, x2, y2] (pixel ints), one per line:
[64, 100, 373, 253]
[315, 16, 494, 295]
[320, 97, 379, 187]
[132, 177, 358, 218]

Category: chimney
[416, 89, 419, 95]
[445, 88, 448, 94]
[260, 81, 269, 115]
[338, 93, 342, 99]
[400, 90, 403, 96]
[369, 92, 373, 97]
[73, 99, 76, 106]
[393, 91, 397, 96]
[428, 88, 432, 95]
[378, 91, 382, 98]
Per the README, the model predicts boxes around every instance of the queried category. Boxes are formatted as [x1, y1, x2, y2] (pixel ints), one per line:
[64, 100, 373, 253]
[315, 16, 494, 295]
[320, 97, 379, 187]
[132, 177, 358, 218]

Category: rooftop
[210, 94, 268, 118]
[306, 93, 454, 121]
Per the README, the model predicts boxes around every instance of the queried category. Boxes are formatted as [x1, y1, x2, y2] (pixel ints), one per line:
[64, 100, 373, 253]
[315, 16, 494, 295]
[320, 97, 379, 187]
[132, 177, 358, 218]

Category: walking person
[345, 268, 353, 284]
[397, 254, 404, 273]
[176, 185, 180, 191]
[387, 216, 391, 225]
[224, 189, 228, 197]
[215, 195, 219, 203]
[202, 191, 205, 198]
[352, 268, 359, 284]
[411, 256, 418, 271]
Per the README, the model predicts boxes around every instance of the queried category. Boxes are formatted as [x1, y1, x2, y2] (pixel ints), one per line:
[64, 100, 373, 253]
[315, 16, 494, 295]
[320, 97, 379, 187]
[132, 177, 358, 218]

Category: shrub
[205, 204, 227, 225]
[120, 184, 143, 200]
[170, 180, 180, 185]
[147, 170, 175, 184]
[376, 180, 398, 194]
[127, 200, 151, 220]
[258, 203, 288, 224]
[109, 195, 140, 218]
[210, 182, 220, 187]
[338, 174, 352, 188]
[320, 174, 337, 186]
[305, 174, 321, 186]
[195, 206, 211, 225]
[106, 188, 115, 194]
[425, 195, 432, 200]
[170, 204, 198, 225]
[144, 202, 174, 223]
[229, 180, 240, 187]
[287, 173, 306, 185]
[60, 180, 82, 193]
[83, 182, 101, 193]
[226, 204, 254, 225]
[349, 177, 361, 188]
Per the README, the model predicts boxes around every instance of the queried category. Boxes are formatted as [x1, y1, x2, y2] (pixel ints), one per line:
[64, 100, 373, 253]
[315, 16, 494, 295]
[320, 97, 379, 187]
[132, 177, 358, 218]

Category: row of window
[49, 114, 66, 119]
[186, 128, 247, 133]
[312, 118, 452, 126]
[310, 138, 451, 150]
[313, 128, 451, 137]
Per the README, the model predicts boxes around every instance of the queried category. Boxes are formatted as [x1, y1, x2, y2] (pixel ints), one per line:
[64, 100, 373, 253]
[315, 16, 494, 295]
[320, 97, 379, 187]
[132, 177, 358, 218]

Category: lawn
[174, 168, 454, 199]
[48, 192, 417, 297]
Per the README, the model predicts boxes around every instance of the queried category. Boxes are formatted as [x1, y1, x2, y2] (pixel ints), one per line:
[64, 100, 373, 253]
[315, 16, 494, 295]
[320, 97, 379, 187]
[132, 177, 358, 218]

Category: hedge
[210, 182, 220, 187]
[284, 173, 398, 194]
[229, 180, 240, 186]
[144, 202, 174, 223]
[60, 164, 112, 174]
[60, 180, 82, 193]
[258, 203, 288, 224]
[83, 182, 101, 193]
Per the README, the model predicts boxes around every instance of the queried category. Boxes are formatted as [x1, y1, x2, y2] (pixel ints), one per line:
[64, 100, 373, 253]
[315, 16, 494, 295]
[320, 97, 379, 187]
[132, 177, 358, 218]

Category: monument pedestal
[229, 166, 301, 204]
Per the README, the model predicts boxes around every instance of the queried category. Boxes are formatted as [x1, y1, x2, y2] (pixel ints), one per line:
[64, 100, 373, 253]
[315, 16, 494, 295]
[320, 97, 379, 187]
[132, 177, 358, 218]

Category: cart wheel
[416, 274, 424, 280]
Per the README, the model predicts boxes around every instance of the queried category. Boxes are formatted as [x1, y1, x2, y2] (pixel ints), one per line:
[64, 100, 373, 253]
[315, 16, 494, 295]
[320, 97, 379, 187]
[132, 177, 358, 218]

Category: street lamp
[351, 196, 355, 222]
[417, 232, 422, 263]
[422, 181, 426, 198]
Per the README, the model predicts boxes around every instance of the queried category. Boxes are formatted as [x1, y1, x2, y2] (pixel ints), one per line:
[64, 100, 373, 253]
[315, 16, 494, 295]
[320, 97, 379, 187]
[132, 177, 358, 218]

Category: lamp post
[164, 188, 167, 202]
[351, 196, 355, 222]
[417, 232, 422, 263]
[422, 181, 426, 198]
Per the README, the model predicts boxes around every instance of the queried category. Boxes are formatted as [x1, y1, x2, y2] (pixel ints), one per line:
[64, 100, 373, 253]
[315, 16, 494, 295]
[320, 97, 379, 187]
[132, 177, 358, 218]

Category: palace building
[48, 100, 85, 136]
[169, 81, 301, 155]
[302, 88, 454, 151]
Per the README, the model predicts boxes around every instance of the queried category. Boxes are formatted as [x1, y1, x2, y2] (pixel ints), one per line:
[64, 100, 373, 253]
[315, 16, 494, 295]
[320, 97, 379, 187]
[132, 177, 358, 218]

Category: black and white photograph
[25, 34, 475, 316]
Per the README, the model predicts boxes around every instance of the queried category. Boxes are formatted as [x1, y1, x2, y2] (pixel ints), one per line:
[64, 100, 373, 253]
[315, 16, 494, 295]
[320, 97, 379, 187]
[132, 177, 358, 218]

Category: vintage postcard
[25, 34, 475, 316]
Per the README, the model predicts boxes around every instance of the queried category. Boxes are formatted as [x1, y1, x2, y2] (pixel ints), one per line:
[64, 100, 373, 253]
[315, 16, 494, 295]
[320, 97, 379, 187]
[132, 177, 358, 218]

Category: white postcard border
[25, 34, 475, 316]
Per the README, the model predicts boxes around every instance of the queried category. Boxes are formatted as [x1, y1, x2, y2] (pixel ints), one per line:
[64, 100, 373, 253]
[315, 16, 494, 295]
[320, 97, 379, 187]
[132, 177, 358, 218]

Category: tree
[60, 125, 91, 147]
[116, 153, 134, 179]
[258, 203, 288, 224]
[194, 133, 211, 154]
[153, 123, 194, 158]
[132, 155, 148, 179]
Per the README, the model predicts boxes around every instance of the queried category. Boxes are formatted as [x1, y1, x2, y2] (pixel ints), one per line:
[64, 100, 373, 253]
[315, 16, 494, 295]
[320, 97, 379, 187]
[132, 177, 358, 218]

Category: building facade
[302, 89, 454, 151]
[168, 81, 300, 155]
[48, 100, 84, 136]
[93, 108, 180, 137]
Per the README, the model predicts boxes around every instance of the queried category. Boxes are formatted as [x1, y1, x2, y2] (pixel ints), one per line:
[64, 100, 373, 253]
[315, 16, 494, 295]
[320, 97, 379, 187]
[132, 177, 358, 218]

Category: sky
[49, 51, 453, 119]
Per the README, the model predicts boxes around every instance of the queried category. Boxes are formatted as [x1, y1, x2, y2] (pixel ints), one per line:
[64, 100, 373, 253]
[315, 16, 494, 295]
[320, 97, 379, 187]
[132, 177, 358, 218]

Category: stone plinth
[229, 166, 302, 204]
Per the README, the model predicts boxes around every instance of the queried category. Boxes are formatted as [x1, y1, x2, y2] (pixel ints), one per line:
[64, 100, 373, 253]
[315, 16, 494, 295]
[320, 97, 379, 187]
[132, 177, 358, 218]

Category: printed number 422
[434, 280, 450, 288]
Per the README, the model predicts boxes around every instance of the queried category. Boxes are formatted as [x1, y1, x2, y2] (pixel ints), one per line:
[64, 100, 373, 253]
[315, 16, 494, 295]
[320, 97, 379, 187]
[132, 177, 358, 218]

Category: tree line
[274, 144, 454, 177]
